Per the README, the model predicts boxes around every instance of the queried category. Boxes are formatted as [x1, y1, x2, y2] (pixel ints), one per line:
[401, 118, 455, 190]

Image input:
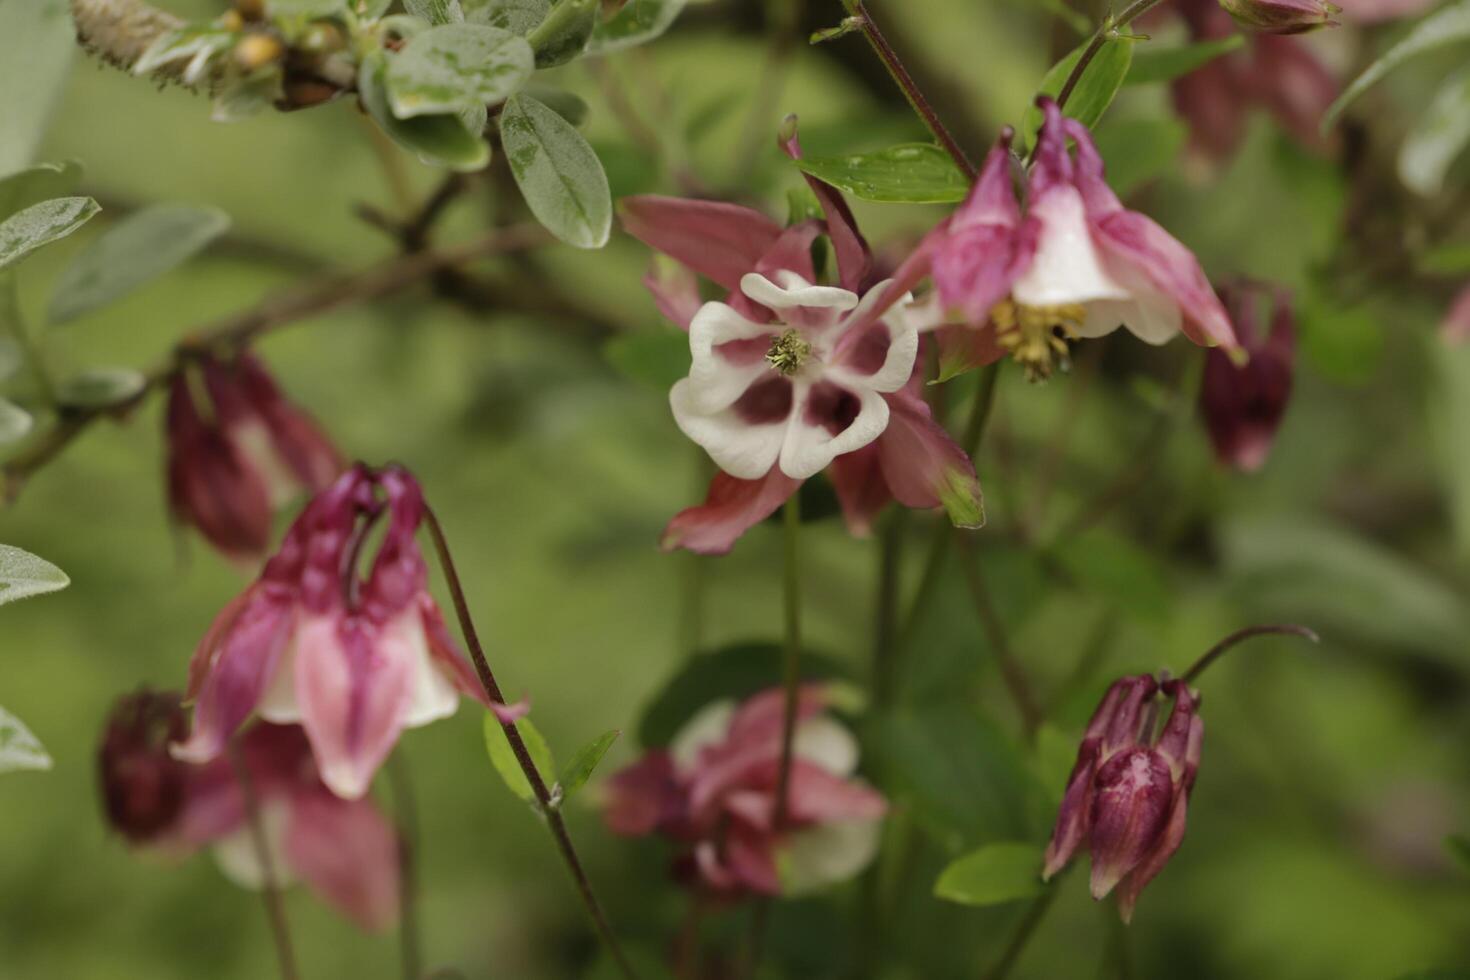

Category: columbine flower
[1043, 675, 1203, 922]
[99, 693, 399, 931]
[166, 352, 342, 562]
[1219, 0, 1340, 33]
[620, 126, 984, 554]
[603, 685, 887, 897]
[874, 99, 1238, 383]
[1200, 284, 1295, 471]
[173, 464, 500, 800]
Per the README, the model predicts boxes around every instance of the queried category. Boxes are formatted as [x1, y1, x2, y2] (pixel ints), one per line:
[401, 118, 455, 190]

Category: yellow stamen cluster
[992, 299, 1086, 382]
[766, 329, 812, 376]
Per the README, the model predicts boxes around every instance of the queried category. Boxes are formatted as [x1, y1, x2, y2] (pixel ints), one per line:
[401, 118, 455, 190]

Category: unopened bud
[299, 22, 345, 56]
[234, 33, 285, 72]
[98, 691, 190, 844]
[1218, 0, 1340, 33]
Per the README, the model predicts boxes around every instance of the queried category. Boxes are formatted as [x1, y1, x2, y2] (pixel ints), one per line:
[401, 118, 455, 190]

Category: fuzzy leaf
[405, 0, 465, 24]
[0, 544, 68, 605]
[1023, 37, 1134, 150]
[464, 0, 550, 33]
[934, 841, 1045, 906]
[557, 729, 620, 797]
[386, 24, 534, 118]
[49, 205, 230, 323]
[1324, 0, 1470, 131]
[1124, 35, 1244, 86]
[359, 54, 491, 171]
[0, 161, 82, 224]
[0, 398, 32, 444]
[500, 93, 611, 248]
[55, 367, 147, 409]
[0, 198, 100, 273]
[483, 713, 556, 803]
[0, 707, 52, 774]
[794, 143, 970, 204]
[586, 0, 688, 53]
[526, 0, 598, 67]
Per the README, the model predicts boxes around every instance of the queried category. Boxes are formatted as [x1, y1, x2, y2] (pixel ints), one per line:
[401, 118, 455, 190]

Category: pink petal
[725, 826, 782, 894]
[294, 615, 416, 800]
[875, 388, 984, 529]
[603, 751, 687, 837]
[827, 446, 891, 537]
[1442, 284, 1470, 345]
[419, 595, 491, 707]
[285, 788, 401, 932]
[779, 120, 873, 292]
[786, 761, 887, 824]
[1087, 747, 1175, 899]
[1113, 782, 1190, 923]
[727, 685, 829, 746]
[232, 354, 344, 493]
[660, 468, 802, 555]
[620, 196, 783, 291]
[645, 259, 703, 331]
[1042, 746, 1098, 880]
[931, 136, 1032, 325]
[1028, 100, 1075, 200]
[753, 221, 822, 287]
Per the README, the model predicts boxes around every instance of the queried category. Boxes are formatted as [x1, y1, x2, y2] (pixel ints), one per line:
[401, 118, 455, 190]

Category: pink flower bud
[1200, 284, 1295, 471]
[98, 690, 191, 843]
[1219, 0, 1341, 33]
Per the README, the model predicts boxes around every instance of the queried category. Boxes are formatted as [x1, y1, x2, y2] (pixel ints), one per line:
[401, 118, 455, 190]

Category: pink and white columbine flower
[620, 128, 984, 554]
[602, 685, 887, 897]
[173, 464, 511, 799]
[874, 98, 1238, 382]
[100, 693, 400, 932]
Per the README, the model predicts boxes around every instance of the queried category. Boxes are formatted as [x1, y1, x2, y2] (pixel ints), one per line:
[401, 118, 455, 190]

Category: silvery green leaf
[386, 24, 534, 118]
[934, 842, 1046, 906]
[0, 198, 101, 273]
[0, 0, 74, 175]
[48, 205, 230, 324]
[464, 0, 550, 34]
[586, 0, 688, 54]
[406, 0, 465, 23]
[0, 161, 82, 223]
[523, 85, 588, 126]
[55, 367, 147, 409]
[1398, 68, 1470, 197]
[0, 544, 69, 605]
[0, 398, 32, 443]
[500, 93, 611, 248]
[269, 0, 346, 15]
[526, 0, 598, 67]
[359, 53, 491, 171]
[0, 707, 51, 774]
[1324, 0, 1470, 130]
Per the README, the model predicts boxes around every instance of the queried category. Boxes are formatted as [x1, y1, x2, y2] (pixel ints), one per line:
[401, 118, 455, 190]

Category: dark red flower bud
[1200, 285, 1295, 472]
[1220, 0, 1340, 33]
[98, 690, 190, 843]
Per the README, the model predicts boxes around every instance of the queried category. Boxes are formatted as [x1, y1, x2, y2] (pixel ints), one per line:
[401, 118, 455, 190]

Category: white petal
[740, 272, 859, 315]
[793, 716, 859, 777]
[686, 302, 777, 414]
[385, 612, 461, 729]
[669, 700, 736, 773]
[256, 637, 302, 725]
[777, 818, 883, 895]
[1011, 187, 1128, 309]
[1080, 295, 1182, 344]
[671, 378, 788, 480]
[210, 799, 297, 891]
[778, 386, 890, 480]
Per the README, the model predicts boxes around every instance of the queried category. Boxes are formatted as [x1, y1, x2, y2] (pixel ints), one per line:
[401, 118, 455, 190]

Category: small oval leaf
[586, 0, 688, 54]
[1022, 38, 1134, 150]
[386, 23, 534, 118]
[0, 197, 100, 273]
[557, 729, 620, 798]
[359, 54, 492, 171]
[794, 143, 970, 204]
[0, 707, 52, 774]
[0, 398, 33, 444]
[500, 93, 611, 248]
[55, 366, 147, 409]
[0, 161, 83, 224]
[483, 713, 556, 803]
[0, 544, 69, 605]
[934, 841, 1046, 906]
[464, 0, 550, 34]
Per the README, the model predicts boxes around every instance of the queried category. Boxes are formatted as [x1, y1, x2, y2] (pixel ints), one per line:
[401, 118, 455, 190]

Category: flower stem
[422, 506, 640, 980]
[1181, 624, 1320, 685]
[869, 510, 906, 707]
[386, 752, 422, 980]
[955, 535, 1043, 741]
[228, 740, 300, 980]
[983, 883, 1059, 980]
[1054, 0, 1169, 112]
[772, 493, 804, 829]
[837, 0, 977, 180]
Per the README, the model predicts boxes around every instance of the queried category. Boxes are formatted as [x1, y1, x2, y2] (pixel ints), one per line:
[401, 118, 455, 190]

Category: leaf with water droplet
[793, 143, 969, 204]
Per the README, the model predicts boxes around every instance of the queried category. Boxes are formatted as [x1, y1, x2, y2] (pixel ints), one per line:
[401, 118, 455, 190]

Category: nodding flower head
[1200, 284, 1295, 471]
[1218, 0, 1341, 33]
[99, 699, 401, 932]
[172, 464, 493, 800]
[165, 352, 342, 563]
[603, 685, 887, 898]
[1043, 674, 1204, 922]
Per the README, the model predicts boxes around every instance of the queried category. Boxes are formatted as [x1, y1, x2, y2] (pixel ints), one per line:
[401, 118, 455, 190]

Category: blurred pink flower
[1043, 675, 1204, 923]
[1200, 284, 1296, 471]
[1442, 284, 1470, 345]
[603, 685, 887, 897]
[100, 693, 400, 932]
[173, 465, 501, 799]
[166, 352, 343, 563]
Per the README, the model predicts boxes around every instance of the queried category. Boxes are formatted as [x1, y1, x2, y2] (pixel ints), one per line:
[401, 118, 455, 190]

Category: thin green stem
[1181, 624, 1320, 685]
[228, 740, 300, 980]
[1054, 0, 1167, 112]
[386, 752, 422, 980]
[837, 0, 976, 179]
[870, 511, 906, 707]
[955, 535, 1043, 741]
[983, 884, 1059, 980]
[772, 493, 804, 828]
[422, 506, 639, 980]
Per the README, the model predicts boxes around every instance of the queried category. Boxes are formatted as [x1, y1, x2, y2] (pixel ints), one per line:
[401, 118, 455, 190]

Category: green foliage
[1398, 67, 1470, 197]
[793, 143, 970, 204]
[0, 198, 100, 273]
[0, 0, 73, 176]
[500, 93, 612, 248]
[557, 729, 620, 797]
[48, 205, 230, 324]
[358, 53, 491, 170]
[1324, 0, 1470, 129]
[1022, 37, 1133, 150]
[0, 706, 52, 774]
[526, 0, 599, 68]
[54, 367, 147, 409]
[483, 713, 557, 803]
[933, 841, 1045, 906]
[405, 0, 466, 24]
[0, 544, 69, 605]
[0, 397, 32, 443]
[386, 24, 534, 118]
[1091, 118, 1187, 196]
[603, 331, 691, 391]
[586, 0, 689, 54]
[1123, 35, 1244, 86]
[465, 0, 551, 34]
[0, 161, 83, 223]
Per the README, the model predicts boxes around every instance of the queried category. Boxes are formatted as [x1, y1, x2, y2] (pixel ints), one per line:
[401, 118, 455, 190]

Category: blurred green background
[3, 1, 1470, 978]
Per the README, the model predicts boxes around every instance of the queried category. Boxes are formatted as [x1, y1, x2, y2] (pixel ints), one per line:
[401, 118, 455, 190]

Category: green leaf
[133, 26, 235, 80]
[1033, 723, 1080, 805]
[48, 205, 230, 324]
[1324, 0, 1470, 131]
[0, 0, 74, 175]
[0, 398, 33, 444]
[464, 0, 550, 33]
[1446, 834, 1470, 874]
[386, 24, 533, 118]
[0, 707, 51, 774]
[1054, 529, 1172, 622]
[934, 841, 1045, 906]
[482, 713, 556, 803]
[1430, 343, 1470, 556]
[1123, 35, 1244, 86]
[1398, 67, 1470, 197]
[557, 729, 620, 797]
[405, 0, 465, 24]
[359, 54, 491, 171]
[1022, 37, 1134, 151]
[500, 93, 611, 248]
[1090, 118, 1186, 197]
[0, 161, 82, 224]
[603, 331, 690, 391]
[0, 198, 100, 273]
[793, 143, 969, 205]
[1417, 241, 1470, 275]
[1296, 287, 1382, 384]
[526, 0, 598, 67]
[55, 367, 147, 409]
[0, 544, 69, 605]
[349, 0, 394, 16]
[586, 0, 687, 53]
[524, 85, 589, 127]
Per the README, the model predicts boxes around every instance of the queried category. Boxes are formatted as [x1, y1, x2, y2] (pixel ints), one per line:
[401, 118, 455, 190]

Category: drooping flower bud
[166, 352, 342, 562]
[98, 690, 190, 843]
[1044, 675, 1204, 922]
[1200, 284, 1295, 471]
[1219, 0, 1340, 33]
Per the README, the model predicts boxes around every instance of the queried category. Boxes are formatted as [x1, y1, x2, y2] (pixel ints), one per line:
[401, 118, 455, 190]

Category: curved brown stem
[1181, 624, 1321, 685]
